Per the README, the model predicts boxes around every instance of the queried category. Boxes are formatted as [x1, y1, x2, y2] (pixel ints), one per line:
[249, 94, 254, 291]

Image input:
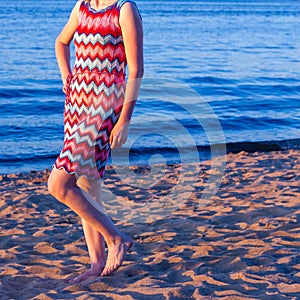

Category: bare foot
[101, 234, 134, 276]
[69, 263, 105, 283]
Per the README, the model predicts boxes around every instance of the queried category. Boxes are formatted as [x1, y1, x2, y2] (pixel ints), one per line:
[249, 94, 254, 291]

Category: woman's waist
[72, 68, 126, 77]
[73, 59, 126, 76]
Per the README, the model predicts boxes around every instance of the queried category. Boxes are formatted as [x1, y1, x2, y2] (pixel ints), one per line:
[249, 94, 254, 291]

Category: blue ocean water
[0, 0, 300, 174]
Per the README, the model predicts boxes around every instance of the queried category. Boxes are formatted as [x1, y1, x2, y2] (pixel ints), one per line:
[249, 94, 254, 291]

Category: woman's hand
[109, 121, 130, 149]
[62, 73, 72, 94]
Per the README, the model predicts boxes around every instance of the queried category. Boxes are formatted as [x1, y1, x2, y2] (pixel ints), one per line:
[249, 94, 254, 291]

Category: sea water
[0, 0, 299, 173]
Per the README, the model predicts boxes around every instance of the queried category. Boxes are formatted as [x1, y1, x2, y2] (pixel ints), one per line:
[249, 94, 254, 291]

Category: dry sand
[0, 150, 299, 299]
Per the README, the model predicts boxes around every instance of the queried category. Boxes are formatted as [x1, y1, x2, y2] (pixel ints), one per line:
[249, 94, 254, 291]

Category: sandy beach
[0, 150, 299, 299]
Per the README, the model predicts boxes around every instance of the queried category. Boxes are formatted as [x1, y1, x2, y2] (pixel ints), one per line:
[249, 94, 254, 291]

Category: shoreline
[1, 149, 299, 299]
[2, 137, 300, 175]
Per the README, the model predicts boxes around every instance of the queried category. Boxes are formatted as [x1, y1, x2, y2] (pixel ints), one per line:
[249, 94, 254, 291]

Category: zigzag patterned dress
[55, 0, 134, 179]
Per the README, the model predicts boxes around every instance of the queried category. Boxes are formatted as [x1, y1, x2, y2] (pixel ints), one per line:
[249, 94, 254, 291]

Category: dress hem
[52, 164, 104, 181]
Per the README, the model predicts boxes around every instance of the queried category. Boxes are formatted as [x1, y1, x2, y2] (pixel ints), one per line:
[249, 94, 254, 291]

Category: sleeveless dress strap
[117, 0, 135, 8]
[117, 0, 142, 19]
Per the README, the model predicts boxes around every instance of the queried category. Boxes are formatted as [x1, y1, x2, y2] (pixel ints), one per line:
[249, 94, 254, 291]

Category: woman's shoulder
[117, 0, 138, 9]
[118, 0, 142, 20]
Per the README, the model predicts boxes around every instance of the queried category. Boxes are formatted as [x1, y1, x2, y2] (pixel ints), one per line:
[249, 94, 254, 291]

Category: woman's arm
[55, 1, 81, 87]
[110, 2, 144, 149]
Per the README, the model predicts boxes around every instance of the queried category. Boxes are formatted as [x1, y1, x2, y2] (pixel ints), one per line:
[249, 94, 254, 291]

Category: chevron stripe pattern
[54, 0, 132, 179]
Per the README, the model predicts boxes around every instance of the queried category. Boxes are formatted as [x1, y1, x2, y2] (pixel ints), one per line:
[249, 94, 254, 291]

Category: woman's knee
[48, 172, 61, 199]
[47, 170, 73, 203]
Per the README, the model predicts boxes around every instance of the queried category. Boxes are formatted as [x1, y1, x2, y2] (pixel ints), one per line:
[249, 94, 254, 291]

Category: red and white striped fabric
[54, 0, 136, 179]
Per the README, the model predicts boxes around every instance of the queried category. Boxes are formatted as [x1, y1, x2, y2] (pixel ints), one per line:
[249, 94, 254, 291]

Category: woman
[47, 0, 143, 283]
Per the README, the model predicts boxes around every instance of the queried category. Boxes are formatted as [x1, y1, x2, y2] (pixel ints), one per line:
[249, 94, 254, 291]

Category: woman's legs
[71, 219, 106, 282]
[70, 177, 106, 283]
[48, 168, 133, 277]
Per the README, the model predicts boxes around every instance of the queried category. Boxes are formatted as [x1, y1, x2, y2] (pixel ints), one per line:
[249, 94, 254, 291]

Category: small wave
[186, 76, 300, 98]
[225, 139, 300, 154]
[1, 138, 300, 174]
[0, 87, 62, 99]
[131, 138, 300, 156]
[0, 153, 58, 164]
[110, 138, 300, 166]
[0, 100, 63, 115]
[1, 138, 299, 165]
[187, 76, 238, 86]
